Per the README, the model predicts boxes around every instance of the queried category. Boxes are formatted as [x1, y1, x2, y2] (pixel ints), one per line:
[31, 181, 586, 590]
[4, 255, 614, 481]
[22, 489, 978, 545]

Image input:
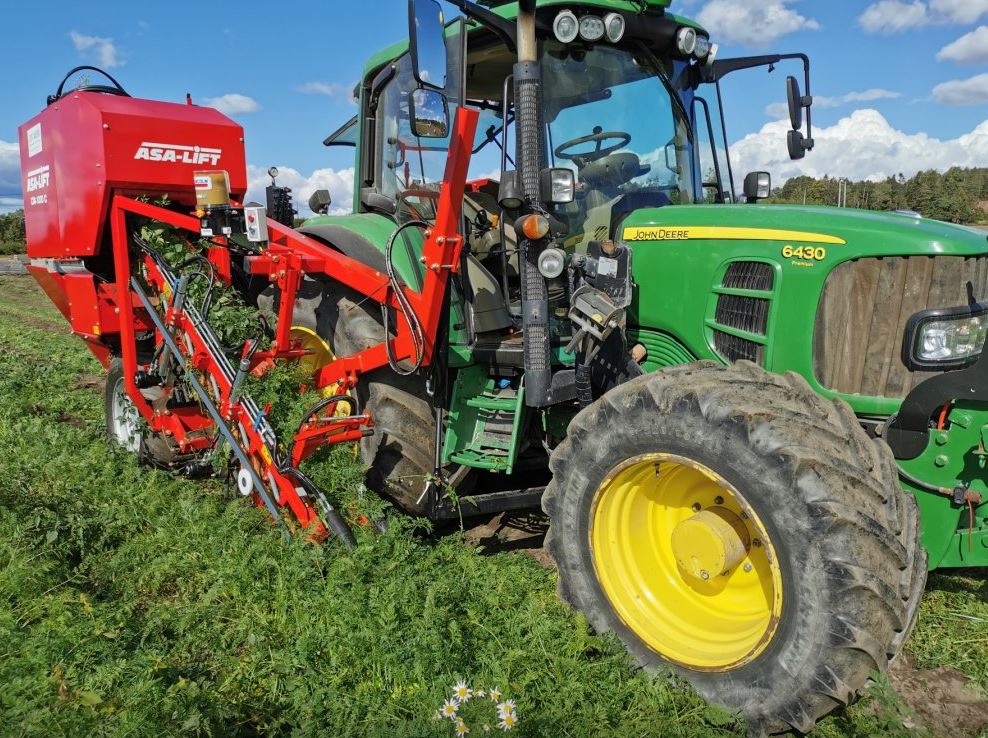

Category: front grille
[814, 255, 988, 398]
[723, 261, 775, 291]
[711, 261, 774, 365]
[714, 331, 763, 363]
[715, 294, 770, 335]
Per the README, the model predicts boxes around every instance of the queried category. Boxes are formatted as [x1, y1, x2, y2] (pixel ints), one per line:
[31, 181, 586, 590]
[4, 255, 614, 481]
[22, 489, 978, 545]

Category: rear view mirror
[408, 88, 449, 138]
[787, 130, 807, 161]
[308, 189, 332, 215]
[408, 0, 448, 90]
[743, 171, 771, 202]
[786, 76, 803, 131]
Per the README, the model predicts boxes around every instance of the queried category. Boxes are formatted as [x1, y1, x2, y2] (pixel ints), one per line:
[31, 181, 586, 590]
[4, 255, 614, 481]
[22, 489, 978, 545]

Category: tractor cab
[315, 1, 813, 343]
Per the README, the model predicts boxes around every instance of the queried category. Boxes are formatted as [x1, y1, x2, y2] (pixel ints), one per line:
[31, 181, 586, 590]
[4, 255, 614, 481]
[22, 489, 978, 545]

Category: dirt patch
[464, 511, 553, 568]
[889, 651, 988, 737]
[71, 373, 105, 392]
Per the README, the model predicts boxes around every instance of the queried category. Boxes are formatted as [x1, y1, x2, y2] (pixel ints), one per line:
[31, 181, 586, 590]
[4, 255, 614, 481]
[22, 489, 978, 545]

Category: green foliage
[0, 209, 26, 255]
[138, 219, 259, 348]
[768, 168, 988, 223]
[0, 280, 731, 737]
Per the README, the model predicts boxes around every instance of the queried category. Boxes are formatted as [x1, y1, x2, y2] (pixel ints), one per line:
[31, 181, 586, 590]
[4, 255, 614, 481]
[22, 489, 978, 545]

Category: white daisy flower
[497, 712, 518, 731]
[496, 700, 516, 718]
[452, 680, 472, 702]
[441, 699, 459, 719]
[455, 718, 470, 736]
[488, 687, 502, 702]
[474, 689, 485, 698]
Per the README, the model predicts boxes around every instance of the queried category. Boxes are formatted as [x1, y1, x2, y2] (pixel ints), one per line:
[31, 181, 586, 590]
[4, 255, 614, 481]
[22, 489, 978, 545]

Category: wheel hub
[671, 507, 750, 582]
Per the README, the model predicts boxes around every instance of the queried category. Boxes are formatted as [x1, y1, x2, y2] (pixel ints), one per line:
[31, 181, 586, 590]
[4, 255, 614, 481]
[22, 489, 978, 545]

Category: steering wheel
[48, 66, 130, 105]
[554, 127, 632, 167]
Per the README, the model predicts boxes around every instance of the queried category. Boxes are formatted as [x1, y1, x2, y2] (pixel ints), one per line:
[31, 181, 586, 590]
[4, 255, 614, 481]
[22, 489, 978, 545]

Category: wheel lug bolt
[753, 538, 762, 547]
[691, 503, 702, 512]
[714, 496, 724, 505]
[743, 563, 753, 573]
[700, 570, 710, 580]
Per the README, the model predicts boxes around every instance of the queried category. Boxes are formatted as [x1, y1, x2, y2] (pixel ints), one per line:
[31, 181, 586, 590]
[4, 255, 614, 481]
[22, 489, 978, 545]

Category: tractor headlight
[694, 34, 711, 59]
[603, 13, 625, 43]
[538, 247, 567, 279]
[579, 15, 606, 42]
[904, 304, 988, 370]
[553, 10, 579, 44]
[676, 26, 698, 56]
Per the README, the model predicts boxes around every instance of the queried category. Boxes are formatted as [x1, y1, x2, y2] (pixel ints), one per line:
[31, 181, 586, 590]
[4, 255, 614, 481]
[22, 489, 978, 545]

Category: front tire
[543, 361, 925, 735]
[104, 358, 178, 467]
[105, 359, 141, 453]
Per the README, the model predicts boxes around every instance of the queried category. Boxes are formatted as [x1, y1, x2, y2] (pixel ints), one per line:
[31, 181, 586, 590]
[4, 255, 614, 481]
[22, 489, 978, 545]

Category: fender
[299, 213, 425, 291]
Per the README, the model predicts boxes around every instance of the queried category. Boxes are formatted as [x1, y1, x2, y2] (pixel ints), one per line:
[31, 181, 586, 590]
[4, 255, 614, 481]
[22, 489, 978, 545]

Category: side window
[374, 21, 466, 224]
[693, 83, 734, 203]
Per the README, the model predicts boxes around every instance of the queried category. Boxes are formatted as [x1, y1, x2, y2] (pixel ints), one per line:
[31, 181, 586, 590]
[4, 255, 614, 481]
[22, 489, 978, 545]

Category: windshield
[541, 42, 695, 245]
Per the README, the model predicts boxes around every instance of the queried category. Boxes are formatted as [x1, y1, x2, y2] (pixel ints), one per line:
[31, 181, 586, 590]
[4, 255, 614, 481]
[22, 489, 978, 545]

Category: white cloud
[930, 0, 988, 24]
[69, 31, 122, 68]
[859, 0, 988, 33]
[0, 197, 23, 215]
[732, 108, 988, 187]
[0, 139, 20, 199]
[765, 89, 900, 118]
[202, 93, 261, 115]
[937, 26, 988, 64]
[825, 89, 902, 105]
[246, 165, 355, 216]
[696, 0, 820, 47]
[932, 73, 988, 104]
[297, 81, 356, 103]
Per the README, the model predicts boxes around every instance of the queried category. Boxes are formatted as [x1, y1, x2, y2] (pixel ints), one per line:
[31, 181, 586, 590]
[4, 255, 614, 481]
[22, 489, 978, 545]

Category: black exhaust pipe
[514, 0, 552, 407]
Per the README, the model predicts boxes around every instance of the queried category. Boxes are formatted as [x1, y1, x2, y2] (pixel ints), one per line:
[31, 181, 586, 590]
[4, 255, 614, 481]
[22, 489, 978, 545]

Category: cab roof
[361, 0, 702, 80]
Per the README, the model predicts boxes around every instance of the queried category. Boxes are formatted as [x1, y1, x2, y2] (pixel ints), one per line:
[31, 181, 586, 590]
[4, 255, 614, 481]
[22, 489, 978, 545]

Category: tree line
[765, 167, 988, 224]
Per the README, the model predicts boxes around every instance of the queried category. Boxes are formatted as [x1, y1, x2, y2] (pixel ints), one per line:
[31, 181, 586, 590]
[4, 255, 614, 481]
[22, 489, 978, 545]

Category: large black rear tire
[311, 284, 453, 515]
[543, 361, 925, 736]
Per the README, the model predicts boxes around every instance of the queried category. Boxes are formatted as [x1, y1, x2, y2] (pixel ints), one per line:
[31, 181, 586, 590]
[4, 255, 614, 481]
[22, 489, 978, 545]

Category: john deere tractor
[283, 0, 972, 732]
[27, 0, 988, 733]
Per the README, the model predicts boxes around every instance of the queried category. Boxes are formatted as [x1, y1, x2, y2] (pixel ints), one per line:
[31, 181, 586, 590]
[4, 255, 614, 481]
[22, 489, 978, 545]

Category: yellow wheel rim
[590, 453, 783, 671]
[290, 326, 348, 401]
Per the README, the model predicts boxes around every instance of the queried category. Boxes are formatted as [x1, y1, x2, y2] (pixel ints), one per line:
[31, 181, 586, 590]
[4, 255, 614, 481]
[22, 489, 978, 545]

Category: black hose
[382, 220, 429, 375]
[896, 463, 953, 497]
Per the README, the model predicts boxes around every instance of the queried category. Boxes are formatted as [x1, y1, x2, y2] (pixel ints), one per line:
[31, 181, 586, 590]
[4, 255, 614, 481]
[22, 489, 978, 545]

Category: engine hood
[620, 204, 988, 258]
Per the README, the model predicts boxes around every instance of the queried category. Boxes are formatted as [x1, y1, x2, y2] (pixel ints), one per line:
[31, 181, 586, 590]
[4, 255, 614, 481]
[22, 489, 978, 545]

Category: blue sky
[3, 0, 988, 213]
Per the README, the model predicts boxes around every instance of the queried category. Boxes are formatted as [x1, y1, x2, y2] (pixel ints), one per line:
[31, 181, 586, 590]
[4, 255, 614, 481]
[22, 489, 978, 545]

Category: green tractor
[259, 0, 988, 731]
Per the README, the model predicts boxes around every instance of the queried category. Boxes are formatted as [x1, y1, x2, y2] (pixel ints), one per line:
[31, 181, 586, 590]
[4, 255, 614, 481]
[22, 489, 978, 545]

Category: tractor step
[443, 366, 525, 474]
[430, 485, 545, 519]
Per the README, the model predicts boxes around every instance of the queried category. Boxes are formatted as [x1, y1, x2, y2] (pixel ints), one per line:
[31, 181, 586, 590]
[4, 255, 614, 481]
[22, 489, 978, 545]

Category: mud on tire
[542, 360, 925, 736]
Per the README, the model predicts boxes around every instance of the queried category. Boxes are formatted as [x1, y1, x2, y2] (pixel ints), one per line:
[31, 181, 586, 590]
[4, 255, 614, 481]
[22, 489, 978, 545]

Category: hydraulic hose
[382, 220, 429, 376]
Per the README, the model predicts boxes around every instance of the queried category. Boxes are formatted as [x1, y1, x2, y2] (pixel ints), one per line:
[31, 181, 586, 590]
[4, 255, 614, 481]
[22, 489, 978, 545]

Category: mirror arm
[701, 51, 814, 153]
[700, 54, 783, 83]
[445, 0, 517, 52]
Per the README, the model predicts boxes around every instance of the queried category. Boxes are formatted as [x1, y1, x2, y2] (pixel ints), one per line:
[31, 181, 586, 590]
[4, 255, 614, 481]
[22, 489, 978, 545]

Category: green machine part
[898, 402, 988, 568]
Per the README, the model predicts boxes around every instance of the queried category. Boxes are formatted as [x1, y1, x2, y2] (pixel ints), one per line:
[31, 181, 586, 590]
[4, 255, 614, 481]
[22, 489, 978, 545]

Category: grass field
[0, 274, 986, 737]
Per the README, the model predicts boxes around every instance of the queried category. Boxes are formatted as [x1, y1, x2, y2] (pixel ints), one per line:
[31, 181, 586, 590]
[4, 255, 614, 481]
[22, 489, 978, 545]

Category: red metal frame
[102, 108, 480, 533]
